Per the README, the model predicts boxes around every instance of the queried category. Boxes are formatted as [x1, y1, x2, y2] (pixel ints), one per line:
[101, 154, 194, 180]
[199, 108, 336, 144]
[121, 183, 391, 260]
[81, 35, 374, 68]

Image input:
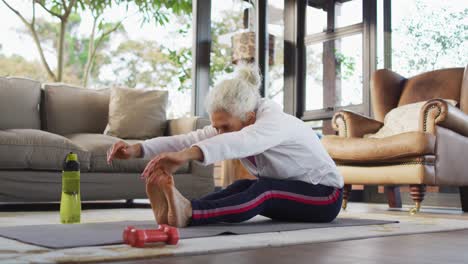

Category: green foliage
[114, 0, 192, 25]
[15, 13, 118, 84]
[35, 0, 192, 24]
[2, 0, 191, 84]
[164, 47, 192, 91]
[108, 39, 180, 89]
[210, 10, 244, 85]
[106, 9, 246, 91]
[334, 50, 356, 80]
[0, 54, 48, 82]
[393, 0, 467, 75]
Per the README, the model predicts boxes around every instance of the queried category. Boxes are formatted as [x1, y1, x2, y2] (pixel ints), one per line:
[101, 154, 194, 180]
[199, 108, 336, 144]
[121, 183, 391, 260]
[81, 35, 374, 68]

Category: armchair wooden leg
[409, 184, 426, 215]
[459, 187, 468, 213]
[342, 184, 352, 210]
[385, 186, 402, 208]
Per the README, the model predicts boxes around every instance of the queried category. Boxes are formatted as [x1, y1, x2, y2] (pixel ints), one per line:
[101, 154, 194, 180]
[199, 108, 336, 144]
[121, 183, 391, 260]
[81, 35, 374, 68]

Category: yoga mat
[0, 217, 398, 249]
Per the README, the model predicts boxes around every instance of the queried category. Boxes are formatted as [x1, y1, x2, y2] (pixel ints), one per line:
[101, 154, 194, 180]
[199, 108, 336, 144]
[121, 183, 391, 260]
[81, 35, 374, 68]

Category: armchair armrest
[420, 99, 468, 137]
[166, 116, 210, 136]
[332, 110, 384, 138]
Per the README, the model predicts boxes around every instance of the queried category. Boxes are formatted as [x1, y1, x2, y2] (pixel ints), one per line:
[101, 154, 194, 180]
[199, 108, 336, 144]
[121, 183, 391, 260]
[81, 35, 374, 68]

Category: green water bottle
[60, 152, 81, 224]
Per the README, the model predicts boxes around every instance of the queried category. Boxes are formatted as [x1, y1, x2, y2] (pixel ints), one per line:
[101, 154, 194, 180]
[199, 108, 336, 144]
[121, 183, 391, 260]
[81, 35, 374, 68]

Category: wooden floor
[106, 229, 468, 264]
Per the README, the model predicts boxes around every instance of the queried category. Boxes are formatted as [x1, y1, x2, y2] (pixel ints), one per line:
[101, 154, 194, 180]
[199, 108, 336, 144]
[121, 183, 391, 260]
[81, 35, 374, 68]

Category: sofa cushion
[0, 129, 90, 171]
[104, 87, 168, 139]
[322, 132, 436, 163]
[42, 83, 109, 135]
[66, 133, 189, 173]
[0, 77, 42, 129]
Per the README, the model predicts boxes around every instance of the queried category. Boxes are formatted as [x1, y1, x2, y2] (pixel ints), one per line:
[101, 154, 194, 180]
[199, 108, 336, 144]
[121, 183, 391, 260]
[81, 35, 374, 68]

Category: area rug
[0, 217, 396, 249]
[4, 208, 468, 264]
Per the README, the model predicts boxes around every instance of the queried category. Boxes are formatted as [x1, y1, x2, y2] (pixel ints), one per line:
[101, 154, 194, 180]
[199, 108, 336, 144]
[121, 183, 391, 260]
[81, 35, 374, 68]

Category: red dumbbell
[123, 226, 136, 244]
[122, 225, 166, 245]
[123, 225, 180, 247]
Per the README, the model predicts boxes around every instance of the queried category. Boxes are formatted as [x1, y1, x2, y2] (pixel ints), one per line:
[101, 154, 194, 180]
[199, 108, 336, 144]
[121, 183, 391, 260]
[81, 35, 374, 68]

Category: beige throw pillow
[105, 87, 168, 139]
[365, 99, 457, 139]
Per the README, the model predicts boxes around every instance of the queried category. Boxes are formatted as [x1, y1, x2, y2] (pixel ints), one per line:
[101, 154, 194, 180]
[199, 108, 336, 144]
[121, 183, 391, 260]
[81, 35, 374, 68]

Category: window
[103, 9, 193, 119]
[210, 0, 250, 87]
[390, 0, 467, 76]
[210, 1, 284, 108]
[336, 34, 363, 107]
[376, 0, 385, 69]
[335, 0, 362, 27]
[304, 0, 367, 122]
[267, 0, 284, 108]
[306, 5, 327, 35]
[305, 120, 324, 135]
[0, 1, 193, 119]
[305, 43, 324, 111]
[305, 34, 363, 111]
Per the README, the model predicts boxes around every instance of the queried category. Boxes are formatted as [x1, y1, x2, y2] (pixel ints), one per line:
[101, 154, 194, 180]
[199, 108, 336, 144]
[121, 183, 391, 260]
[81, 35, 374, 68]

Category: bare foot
[146, 173, 169, 225]
[158, 172, 192, 227]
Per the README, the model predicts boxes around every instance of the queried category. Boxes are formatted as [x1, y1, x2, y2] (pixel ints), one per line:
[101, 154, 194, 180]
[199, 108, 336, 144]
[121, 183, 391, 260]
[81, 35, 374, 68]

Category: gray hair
[205, 63, 262, 121]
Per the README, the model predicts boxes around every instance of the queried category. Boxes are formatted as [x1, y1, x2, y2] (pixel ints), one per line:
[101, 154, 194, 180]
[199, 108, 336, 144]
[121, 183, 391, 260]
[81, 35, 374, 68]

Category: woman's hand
[141, 146, 204, 179]
[107, 141, 142, 164]
[141, 151, 187, 179]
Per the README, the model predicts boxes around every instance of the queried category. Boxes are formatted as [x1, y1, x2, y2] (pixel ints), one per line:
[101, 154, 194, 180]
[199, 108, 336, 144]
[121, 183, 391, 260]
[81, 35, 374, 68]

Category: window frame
[193, 0, 377, 122]
[284, 0, 376, 122]
[192, 0, 212, 117]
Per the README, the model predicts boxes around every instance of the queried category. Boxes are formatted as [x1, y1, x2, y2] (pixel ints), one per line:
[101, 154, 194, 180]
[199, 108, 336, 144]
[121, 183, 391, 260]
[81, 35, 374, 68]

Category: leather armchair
[322, 66, 468, 213]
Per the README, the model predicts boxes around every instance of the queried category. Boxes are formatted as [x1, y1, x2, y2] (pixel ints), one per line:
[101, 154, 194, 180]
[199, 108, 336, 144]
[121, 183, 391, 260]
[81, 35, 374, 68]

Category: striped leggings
[189, 178, 343, 226]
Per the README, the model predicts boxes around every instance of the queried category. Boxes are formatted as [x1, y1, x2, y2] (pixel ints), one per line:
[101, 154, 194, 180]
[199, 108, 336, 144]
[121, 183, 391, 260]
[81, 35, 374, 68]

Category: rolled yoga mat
[0, 216, 398, 249]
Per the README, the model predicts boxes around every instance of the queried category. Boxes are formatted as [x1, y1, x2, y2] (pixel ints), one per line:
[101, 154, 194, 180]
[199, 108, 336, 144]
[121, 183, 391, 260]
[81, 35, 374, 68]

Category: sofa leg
[385, 185, 402, 208]
[409, 184, 426, 215]
[342, 184, 352, 210]
[459, 187, 468, 213]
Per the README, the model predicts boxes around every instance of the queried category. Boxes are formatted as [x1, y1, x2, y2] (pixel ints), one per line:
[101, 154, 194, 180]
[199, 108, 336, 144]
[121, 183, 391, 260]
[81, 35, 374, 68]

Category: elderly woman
[107, 64, 343, 227]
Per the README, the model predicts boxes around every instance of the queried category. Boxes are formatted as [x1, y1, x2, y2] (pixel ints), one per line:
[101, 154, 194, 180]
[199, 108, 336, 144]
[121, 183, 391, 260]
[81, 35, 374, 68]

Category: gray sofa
[0, 77, 214, 202]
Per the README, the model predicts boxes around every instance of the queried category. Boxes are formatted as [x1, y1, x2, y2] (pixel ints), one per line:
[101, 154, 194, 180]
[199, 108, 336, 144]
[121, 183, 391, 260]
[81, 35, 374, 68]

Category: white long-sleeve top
[141, 99, 344, 188]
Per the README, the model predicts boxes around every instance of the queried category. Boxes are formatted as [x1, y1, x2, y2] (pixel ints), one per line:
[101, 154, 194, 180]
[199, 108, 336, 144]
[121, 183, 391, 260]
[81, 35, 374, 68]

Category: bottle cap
[66, 152, 78, 162]
[63, 152, 80, 171]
